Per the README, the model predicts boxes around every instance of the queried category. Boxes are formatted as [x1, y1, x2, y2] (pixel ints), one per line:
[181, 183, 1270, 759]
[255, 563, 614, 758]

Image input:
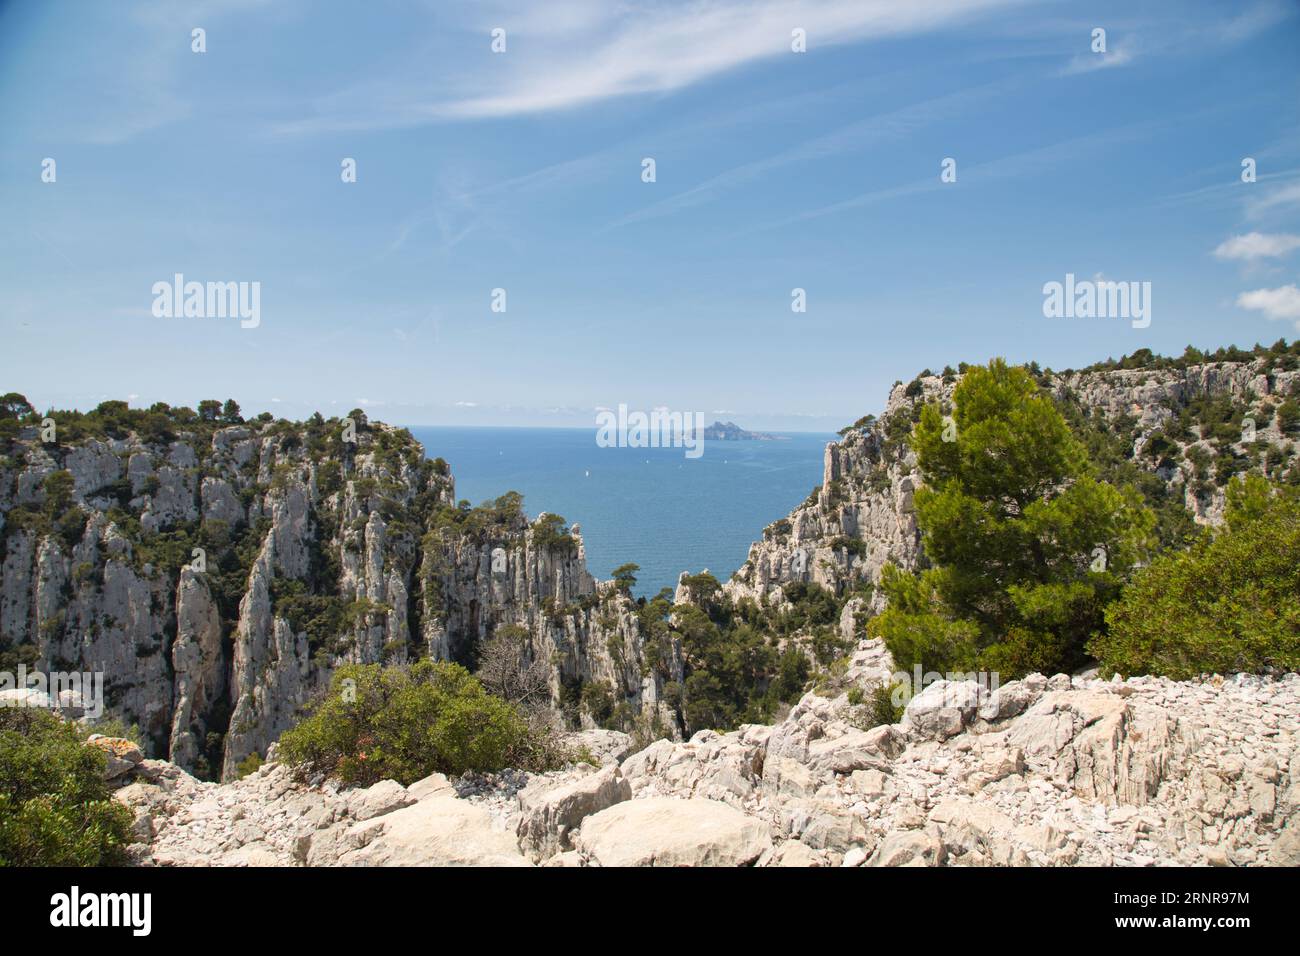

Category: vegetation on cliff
[631, 573, 848, 736]
[1094, 474, 1300, 678]
[869, 360, 1156, 680]
[3, 339, 1299, 775]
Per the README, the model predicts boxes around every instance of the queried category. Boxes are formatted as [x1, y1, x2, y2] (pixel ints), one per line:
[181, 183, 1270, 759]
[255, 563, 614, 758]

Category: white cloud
[1213, 232, 1300, 261]
[453, 0, 1028, 118]
[280, 0, 1028, 131]
[1236, 284, 1300, 325]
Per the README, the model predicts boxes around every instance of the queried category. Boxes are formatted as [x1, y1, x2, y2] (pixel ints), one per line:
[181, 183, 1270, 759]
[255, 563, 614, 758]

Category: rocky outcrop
[1, 415, 679, 780]
[168, 569, 225, 770]
[725, 357, 1300, 608]
[419, 522, 680, 741]
[114, 642, 1299, 867]
[516, 764, 632, 861]
[574, 797, 771, 867]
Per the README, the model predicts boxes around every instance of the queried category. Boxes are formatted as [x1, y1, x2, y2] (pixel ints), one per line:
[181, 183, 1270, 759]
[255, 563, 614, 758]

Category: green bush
[235, 753, 264, 779]
[1092, 476, 1300, 678]
[531, 513, 577, 554]
[277, 661, 566, 786]
[610, 563, 639, 593]
[0, 709, 135, 866]
[868, 681, 907, 726]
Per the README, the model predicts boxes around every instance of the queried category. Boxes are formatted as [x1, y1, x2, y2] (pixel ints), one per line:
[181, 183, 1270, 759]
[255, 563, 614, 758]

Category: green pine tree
[870, 359, 1155, 679]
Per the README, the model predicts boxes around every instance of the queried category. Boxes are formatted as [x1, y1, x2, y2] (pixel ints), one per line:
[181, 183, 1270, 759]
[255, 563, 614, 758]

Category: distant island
[701, 420, 786, 441]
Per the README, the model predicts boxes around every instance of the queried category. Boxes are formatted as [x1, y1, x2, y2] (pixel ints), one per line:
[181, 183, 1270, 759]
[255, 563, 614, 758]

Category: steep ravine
[3, 351, 1297, 782]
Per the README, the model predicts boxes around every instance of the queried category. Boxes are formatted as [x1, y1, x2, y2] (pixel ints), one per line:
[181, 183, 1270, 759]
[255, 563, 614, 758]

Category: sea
[408, 427, 834, 598]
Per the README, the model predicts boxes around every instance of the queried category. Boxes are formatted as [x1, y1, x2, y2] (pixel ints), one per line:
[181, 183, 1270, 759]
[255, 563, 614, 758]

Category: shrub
[830, 536, 867, 558]
[277, 661, 567, 786]
[610, 563, 639, 593]
[869, 681, 907, 726]
[1278, 399, 1300, 436]
[0, 709, 135, 866]
[1093, 476, 1300, 678]
[235, 753, 264, 779]
[773, 647, 810, 700]
[531, 513, 577, 554]
[764, 518, 793, 538]
[474, 625, 551, 711]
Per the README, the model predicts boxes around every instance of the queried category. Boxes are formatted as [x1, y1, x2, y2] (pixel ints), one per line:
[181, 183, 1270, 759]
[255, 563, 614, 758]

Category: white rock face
[346, 779, 414, 821]
[0, 418, 678, 779]
[574, 797, 771, 867]
[724, 358, 1300, 607]
[516, 764, 632, 861]
[0, 688, 53, 707]
[336, 797, 530, 867]
[169, 569, 225, 770]
[115, 653, 1300, 868]
[902, 680, 987, 741]
[566, 729, 633, 765]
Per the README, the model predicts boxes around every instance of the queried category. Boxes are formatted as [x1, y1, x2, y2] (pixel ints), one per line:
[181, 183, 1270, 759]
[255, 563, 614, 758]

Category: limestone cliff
[0, 412, 678, 779]
[725, 354, 1300, 609]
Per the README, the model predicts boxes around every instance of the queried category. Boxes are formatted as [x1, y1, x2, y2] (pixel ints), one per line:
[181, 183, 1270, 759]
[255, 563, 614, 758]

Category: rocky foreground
[108, 640, 1299, 867]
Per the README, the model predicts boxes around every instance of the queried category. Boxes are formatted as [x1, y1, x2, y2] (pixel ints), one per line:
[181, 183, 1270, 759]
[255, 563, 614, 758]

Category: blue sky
[1, 0, 1298, 431]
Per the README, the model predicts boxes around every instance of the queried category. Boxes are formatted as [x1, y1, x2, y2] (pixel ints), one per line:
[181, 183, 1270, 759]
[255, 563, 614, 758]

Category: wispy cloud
[1219, 0, 1296, 42]
[604, 77, 1018, 230]
[1213, 232, 1300, 261]
[1247, 181, 1300, 218]
[278, 0, 1031, 132]
[1145, 168, 1300, 215]
[1056, 0, 1292, 78]
[1060, 45, 1134, 75]
[50, 0, 276, 143]
[450, 0, 1030, 118]
[738, 118, 1153, 235]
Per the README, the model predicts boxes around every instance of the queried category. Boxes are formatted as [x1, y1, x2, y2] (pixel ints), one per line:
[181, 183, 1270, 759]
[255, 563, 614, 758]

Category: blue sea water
[409, 427, 834, 598]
